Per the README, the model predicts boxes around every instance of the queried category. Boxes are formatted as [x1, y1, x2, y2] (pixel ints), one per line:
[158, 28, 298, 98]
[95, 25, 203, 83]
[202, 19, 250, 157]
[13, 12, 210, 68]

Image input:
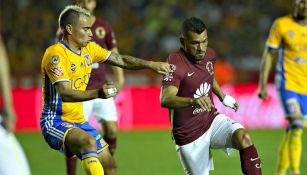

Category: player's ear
[180, 37, 184, 45]
[65, 24, 73, 35]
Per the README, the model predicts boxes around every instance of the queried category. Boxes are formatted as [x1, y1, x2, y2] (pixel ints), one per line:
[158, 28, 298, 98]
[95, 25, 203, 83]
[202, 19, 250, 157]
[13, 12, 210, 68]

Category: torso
[162, 48, 219, 145]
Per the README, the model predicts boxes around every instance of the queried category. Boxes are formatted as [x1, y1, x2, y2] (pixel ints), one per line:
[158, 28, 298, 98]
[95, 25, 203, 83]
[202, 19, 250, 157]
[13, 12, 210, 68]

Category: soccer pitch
[17, 130, 307, 175]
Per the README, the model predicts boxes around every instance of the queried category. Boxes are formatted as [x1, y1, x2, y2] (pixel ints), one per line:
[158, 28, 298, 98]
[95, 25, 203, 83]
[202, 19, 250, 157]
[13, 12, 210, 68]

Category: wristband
[222, 95, 236, 108]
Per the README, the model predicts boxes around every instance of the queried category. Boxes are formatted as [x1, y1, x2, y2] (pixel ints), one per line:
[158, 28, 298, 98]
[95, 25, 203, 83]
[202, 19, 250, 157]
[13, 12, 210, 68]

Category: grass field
[17, 130, 307, 175]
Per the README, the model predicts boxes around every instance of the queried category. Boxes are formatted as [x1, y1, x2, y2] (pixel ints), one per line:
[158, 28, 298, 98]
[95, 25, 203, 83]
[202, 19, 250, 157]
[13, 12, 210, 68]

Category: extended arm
[160, 85, 214, 111]
[0, 36, 15, 132]
[258, 47, 278, 99]
[107, 52, 171, 75]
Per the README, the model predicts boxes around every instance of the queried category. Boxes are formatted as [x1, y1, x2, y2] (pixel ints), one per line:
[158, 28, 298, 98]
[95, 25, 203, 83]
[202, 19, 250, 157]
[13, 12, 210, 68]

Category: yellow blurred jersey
[266, 15, 307, 94]
[41, 41, 111, 123]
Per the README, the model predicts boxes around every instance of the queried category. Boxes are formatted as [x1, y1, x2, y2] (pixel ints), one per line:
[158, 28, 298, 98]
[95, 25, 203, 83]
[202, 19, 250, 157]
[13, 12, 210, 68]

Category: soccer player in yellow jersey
[258, 0, 307, 175]
[40, 5, 170, 175]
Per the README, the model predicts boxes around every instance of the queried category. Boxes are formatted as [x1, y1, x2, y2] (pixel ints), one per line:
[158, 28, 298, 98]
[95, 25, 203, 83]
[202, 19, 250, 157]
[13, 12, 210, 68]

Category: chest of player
[283, 27, 307, 52]
[68, 53, 93, 90]
[178, 61, 214, 97]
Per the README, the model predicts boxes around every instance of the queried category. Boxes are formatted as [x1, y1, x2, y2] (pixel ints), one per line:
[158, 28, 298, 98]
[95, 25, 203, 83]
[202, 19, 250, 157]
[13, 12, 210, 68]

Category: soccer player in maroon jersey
[160, 17, 262, 175]
[64, 0, 124, 175]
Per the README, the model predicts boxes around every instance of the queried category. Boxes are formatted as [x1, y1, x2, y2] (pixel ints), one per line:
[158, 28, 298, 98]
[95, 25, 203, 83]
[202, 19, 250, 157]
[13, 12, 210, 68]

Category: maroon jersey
[162, 48, 219, 146]
[86, 17, 117, 90]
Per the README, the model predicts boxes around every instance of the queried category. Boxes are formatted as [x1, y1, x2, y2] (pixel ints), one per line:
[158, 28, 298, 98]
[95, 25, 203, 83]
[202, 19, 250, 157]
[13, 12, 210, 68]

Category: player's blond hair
[58, 5, 91, 31]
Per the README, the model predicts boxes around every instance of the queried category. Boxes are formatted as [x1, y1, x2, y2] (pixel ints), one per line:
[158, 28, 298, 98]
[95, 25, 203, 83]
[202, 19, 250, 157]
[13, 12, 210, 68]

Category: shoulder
[167, 49, 184, 63]
[44, 43, 66, 58]
[272, 15, 292, 27]
[95, 17, 112, 29]
[205, 48, 217, 61]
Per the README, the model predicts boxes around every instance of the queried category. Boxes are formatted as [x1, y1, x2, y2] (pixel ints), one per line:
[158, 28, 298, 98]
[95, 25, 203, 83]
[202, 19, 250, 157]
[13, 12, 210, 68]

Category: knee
[79, 135, 97, 151]
[232, 129, 253, 149]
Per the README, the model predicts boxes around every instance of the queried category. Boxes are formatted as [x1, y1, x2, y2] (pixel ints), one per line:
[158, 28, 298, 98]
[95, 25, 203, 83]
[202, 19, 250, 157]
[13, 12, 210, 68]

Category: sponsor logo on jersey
[71, 73, 90, 90]
[192, 82, 211, 115]
[288, 30, 295, 38]
[71, 62, 76, 72]
[95, 27, 106, 39]
[194, 82, 210, 98]
[206, 61, 214, 75]
[61, 122, 74, 128]
[294, 57, 307, 64]
[50, 67, 64, 77]
[51, 55, 60, 65]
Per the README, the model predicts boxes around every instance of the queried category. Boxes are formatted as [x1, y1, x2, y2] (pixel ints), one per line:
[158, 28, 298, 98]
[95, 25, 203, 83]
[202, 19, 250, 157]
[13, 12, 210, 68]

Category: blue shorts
[40, 117, 108, 157]
[278, 89, 307, 119]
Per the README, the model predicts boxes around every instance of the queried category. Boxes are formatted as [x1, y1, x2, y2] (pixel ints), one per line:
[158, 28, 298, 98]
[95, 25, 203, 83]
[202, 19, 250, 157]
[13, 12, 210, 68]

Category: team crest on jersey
[288, 30, 295, 38]
[50, 67, 64, 77]
[51, 55, 60, 65]
[84, 54, 92, 66]
[206, 61, 214, 75]
[71, 62, 76, 72]
[95, 27, 106, 39]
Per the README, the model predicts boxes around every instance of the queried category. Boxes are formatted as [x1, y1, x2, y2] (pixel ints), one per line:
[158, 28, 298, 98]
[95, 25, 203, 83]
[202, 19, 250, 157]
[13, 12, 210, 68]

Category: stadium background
[1, 0, 307, 174]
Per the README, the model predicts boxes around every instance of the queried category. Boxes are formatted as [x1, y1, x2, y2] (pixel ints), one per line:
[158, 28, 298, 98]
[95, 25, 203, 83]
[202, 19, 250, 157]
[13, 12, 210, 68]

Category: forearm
[161, 95, 192, 109]
[60, 89, 101, 102]
[212, 78, 225, 101]
[259, 48, 274, 88]
[112, 66, 125, 89]
[108, 52, 153, 70]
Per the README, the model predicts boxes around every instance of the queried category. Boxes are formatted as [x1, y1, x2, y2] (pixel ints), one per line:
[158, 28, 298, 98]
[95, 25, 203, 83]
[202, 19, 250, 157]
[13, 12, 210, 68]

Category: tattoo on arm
[107, 52, 150, 70]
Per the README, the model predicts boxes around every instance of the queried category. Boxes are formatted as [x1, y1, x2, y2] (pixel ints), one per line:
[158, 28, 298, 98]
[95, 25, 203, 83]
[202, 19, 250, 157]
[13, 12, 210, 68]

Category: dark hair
[58, 5, 91, 33]
[181, 17, 207, 37]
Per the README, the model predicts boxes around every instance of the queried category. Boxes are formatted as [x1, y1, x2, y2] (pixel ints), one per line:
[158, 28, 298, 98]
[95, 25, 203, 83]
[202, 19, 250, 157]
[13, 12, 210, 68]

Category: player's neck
[294, 14, 307, 25]
[63, 38, 81, 53]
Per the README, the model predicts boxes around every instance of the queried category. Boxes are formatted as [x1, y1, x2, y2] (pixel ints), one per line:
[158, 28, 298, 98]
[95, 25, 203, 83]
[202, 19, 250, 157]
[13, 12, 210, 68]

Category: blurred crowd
[0, 0, 292, 86]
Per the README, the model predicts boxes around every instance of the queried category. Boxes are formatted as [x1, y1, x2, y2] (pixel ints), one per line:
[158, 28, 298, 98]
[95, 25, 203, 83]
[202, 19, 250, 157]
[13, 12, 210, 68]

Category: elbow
[59, 93, 71, 102]
[160, 97, 170, 108]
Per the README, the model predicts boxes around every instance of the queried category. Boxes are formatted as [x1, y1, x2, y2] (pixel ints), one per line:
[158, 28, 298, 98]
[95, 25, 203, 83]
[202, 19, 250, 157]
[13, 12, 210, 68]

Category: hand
[258, 86, 267, 100]
[99, 82, 117, 99]
[150, 62, 171, 75]
[191, 96, 214, 112]
[222, 95, 238, 112]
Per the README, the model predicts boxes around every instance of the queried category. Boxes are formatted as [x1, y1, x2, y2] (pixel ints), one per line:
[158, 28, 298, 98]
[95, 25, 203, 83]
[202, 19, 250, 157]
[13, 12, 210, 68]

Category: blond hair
[58, 5, 91, 31]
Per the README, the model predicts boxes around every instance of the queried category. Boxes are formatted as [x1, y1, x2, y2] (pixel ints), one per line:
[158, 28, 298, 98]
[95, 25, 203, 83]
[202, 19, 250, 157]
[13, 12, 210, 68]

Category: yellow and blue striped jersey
[266, 15, 307, 94]
[41, 41, 111, 123]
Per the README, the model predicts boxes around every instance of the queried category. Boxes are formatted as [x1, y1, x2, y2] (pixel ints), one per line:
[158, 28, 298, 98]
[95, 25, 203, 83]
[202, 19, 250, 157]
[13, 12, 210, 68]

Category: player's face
[296, 0, 307, 17]
[181, 30, 208, 61]
[71, 14, 93, 47]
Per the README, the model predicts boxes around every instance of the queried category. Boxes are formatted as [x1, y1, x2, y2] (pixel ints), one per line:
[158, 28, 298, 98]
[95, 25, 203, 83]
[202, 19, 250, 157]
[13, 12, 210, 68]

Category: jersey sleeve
[266, 18, 283, 49]
[104, 21, 117, 50]
[88, 42, 112, 63]
[162, 55, 183, 88]
[43, 50, 70, 85]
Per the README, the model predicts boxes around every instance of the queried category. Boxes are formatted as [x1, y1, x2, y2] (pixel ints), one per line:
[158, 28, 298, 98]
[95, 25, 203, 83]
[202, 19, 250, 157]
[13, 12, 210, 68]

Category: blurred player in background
[62, 1, 124, 174]
[0, 35, 31, 175]
[160, 17, 262, 175]
[41, 5, 170, 175]
[258, 0, 307, 175]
